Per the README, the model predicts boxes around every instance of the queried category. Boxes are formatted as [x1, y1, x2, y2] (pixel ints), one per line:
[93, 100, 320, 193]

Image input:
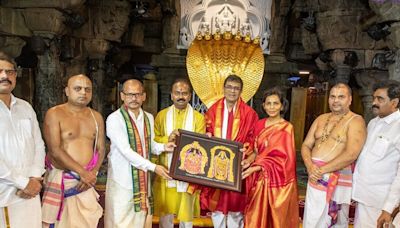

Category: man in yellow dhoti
[153, 78, 205, 228]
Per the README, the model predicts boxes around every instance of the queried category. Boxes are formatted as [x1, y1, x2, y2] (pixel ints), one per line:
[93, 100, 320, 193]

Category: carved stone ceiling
[1, 0, 400, 76]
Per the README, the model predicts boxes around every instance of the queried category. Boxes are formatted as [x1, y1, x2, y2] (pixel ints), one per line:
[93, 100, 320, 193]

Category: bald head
[67, 74, 92, 87]
[65, 74, 92, 107]
[122, 79, 145, 93]
[121, 79, 146, 114]
[331, 83, 352, 97]
[329, 82, 352, 114]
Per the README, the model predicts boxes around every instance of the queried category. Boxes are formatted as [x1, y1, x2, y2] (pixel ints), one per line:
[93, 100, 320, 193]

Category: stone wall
[1, 0, 400, 121]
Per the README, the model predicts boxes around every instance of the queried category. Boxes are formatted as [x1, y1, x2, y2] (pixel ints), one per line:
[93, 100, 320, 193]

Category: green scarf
[120, 106, 153, 213]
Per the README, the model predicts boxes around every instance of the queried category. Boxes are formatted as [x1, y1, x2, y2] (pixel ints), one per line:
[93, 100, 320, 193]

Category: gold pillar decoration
[186, 31, 265, 108]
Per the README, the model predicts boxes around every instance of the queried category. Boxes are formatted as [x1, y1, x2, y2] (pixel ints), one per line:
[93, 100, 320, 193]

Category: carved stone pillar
[89, 59, 105, 115]
[65, 57, 87, 79]
[355, 70, 388, 122]
[21, 8, 67, 122]
[58, 37, 87, 77]
[160, 0, 180, 54]
[330, 49, 354, 84]
[85, 39, 110, 116]
[269, 0, 291, 55]
[335, 65, 352, 84]
[35, 38, 65, 123]
[153, 0, 185, 109]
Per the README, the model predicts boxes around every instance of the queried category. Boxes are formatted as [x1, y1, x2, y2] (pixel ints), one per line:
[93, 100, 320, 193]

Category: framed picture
[169, 129, 243, 192]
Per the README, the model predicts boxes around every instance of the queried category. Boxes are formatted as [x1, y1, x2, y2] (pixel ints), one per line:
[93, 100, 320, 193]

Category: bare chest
[315, 116, 349, 145]
[59, 116, 96, 141]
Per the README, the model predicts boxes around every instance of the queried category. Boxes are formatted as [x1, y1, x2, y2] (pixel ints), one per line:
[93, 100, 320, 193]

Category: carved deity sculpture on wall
[178, 0, 272, 53]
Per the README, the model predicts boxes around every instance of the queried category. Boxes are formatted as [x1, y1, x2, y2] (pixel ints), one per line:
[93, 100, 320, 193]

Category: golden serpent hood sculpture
[186, 31, 265, 108]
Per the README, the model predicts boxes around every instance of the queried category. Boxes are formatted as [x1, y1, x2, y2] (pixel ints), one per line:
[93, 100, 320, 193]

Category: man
[153, 78, 205, 228]
[301, 83, 366, 227]
[201, 74, 259, 228]
[105, 79, 175, 228]
[0, 52, 45, 228]
[41, 74, 105, 227]
[352, 80, 400, 228]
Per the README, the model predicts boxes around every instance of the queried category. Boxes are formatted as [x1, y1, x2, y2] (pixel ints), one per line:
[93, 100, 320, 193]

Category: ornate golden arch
[186, 31, 265, 108]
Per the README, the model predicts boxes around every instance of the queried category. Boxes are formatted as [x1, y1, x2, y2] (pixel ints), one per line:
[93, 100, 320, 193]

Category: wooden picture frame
[169, 129, 243, 192]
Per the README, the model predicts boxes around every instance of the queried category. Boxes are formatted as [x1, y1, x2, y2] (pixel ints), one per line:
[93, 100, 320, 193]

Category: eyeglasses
[0, 69, 17, 77]
[224, 85, 241, 92]
[122, 91, 143, 99]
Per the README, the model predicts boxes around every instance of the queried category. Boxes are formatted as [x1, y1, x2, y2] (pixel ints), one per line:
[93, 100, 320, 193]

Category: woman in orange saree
[243, 87, 299, 228]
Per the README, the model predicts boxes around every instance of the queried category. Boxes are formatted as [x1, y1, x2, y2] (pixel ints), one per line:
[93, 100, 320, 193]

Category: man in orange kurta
[200, 75, 258, 228]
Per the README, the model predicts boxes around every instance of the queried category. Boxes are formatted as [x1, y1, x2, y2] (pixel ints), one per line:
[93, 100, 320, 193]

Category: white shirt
[0, 95, 45, 206]
[106, 108, 164, 189]
[353, 110, 400, 212]
[221, 99, 237, 139]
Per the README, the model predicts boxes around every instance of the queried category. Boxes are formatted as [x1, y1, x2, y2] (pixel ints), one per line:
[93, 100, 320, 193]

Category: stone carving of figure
[214, 5, 236, 33]
[179, 27, 191, 47]
[240, 18, 251, 36]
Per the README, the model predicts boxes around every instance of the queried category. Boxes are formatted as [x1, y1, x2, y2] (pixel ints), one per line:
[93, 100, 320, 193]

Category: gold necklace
[317, 113, 347, 148]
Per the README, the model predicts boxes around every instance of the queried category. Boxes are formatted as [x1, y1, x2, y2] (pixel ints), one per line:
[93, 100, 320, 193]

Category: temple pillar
[18, 7, 67, 122]
[330, 49, 355, 84]
[160, 0, 180, 54]
[59, 36, 87, 77]
[34, 37, 65, 123]
[85, 38, 110, 116]
[152, 0, 184, 109]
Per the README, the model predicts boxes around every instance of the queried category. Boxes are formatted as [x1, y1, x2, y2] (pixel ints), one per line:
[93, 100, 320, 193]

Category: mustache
[0, 79, 12, 84]
[372, 105, 379, 109]
[177, 98, 186, 102]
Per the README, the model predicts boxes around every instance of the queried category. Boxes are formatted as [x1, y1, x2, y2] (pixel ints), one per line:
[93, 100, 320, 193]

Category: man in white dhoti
[105, 79, 175, 228]
[353, 80, 400, 228]
[41, 74, 105, 228]
[301, 83, 366, 228]
[0, 52, 45, 228]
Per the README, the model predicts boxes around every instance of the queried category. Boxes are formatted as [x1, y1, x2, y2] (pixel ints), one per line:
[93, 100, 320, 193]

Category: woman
[243, 87, 299, 227]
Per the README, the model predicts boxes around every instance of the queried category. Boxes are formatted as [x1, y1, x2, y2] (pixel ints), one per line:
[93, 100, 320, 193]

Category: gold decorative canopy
[186, 31, 265, 108]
